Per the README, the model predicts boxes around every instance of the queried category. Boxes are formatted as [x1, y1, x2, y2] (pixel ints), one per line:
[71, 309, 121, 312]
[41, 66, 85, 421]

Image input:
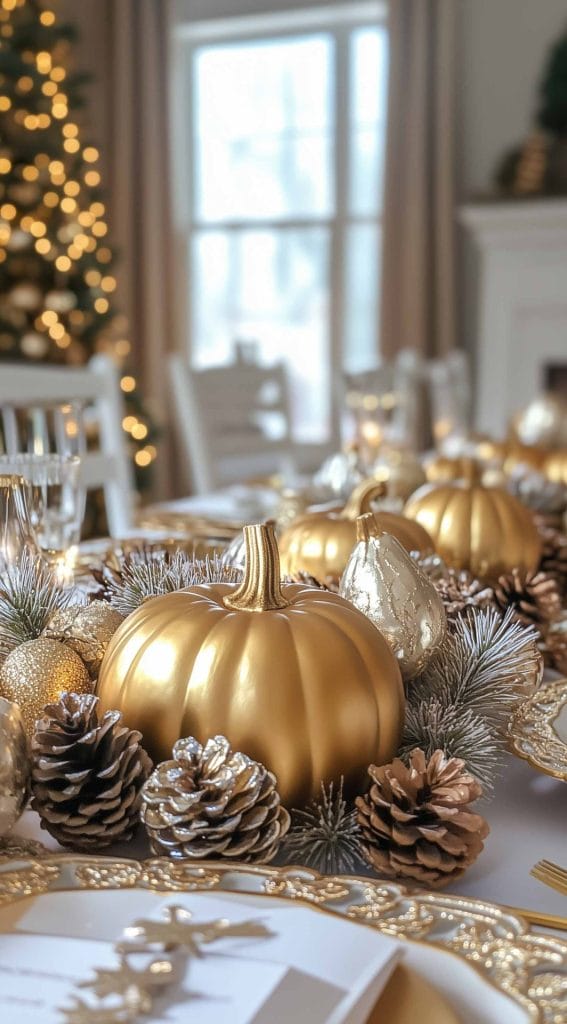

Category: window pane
[192, 227, 330, 441]
[343, 223, 382, 374]
[194, 35, 333, 222]
[349, 27, 388, 215]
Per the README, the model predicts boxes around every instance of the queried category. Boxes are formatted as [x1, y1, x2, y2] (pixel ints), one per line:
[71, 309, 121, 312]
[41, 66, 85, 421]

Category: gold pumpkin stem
[356, 512, 385, 542]
[341, 479, 386, 520]
[461, 458, 480, 485]
[224, 522, 289, 612]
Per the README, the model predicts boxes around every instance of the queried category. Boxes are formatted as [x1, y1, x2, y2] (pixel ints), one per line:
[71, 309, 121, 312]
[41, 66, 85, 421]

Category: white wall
[456, 0, 567, 199]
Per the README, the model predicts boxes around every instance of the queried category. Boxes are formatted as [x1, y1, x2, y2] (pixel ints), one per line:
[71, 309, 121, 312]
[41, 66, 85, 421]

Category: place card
[0, 934, 116, 1024]
[151, 891, 402, 1024]
[0, 932, 290, 1024]
[2, 892, 402, 1023]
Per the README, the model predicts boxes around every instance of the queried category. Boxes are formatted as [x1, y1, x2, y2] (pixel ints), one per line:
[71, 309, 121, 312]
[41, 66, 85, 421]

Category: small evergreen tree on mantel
[538, 30, 567, 136]
[495, 27, 567, 197]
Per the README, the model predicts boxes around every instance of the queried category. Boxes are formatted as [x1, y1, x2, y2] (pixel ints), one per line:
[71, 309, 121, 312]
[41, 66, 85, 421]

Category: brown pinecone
[290, 571, 340, 593]
[433, 570, 495, 618]
[31, 692, 152, 850]
[544, 621, 567, 675]
[538, 527, 567, 601]
[493, 568, 561, 631]
[356, 749, 489, 889]
[140, 735, 290, 863]
[508, 472, 566, 527]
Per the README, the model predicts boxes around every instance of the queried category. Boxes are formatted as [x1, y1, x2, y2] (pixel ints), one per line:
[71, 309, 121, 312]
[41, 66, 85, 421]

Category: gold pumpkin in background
[404, 478, 542, 582]
[97, 521, 405, 808]
[503, 443, 548, 476]
[544, 450, 567, 487]
[424, 455, 476, 483]
[278, 479, 434, 581]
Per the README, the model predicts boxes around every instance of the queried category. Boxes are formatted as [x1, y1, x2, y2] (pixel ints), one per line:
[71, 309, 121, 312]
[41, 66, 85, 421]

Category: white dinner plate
[0, 855, 566, 1023]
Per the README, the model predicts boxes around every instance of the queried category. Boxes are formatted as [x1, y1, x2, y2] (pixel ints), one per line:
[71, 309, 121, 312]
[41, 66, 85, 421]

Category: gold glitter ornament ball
[42, 601, 125, 680]
[0, 638, 92, 737]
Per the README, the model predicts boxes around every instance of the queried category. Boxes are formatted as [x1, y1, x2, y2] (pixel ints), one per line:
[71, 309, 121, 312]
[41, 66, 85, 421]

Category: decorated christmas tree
[0, 0, 157, 486]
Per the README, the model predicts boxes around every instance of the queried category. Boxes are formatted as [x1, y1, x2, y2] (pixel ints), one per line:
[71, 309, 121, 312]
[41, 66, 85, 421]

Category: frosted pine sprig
[0, 549, 73, 662]
[403, 606, 541, 793]
[399, 700, 502, 792]
[281, 779, 365, 875]
[107, 550, 242, 616]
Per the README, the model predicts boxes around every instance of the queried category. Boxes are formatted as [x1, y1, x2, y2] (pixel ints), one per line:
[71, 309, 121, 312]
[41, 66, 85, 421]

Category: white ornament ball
[20, 332, 49, 358]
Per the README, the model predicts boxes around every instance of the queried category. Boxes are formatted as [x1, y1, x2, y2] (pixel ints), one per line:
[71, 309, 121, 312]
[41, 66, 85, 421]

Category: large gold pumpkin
[278, 479, 434, 580]
[543, 450, 567, 487]
[404, 481, 542, 581]
[97, 522, 404, 808]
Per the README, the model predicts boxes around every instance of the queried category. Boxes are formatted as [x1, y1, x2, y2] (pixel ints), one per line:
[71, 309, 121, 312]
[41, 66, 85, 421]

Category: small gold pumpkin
[404, 480, 542, 581]
[543, 449, 567, 487]
[503, 443, 548, 475]
[278, 479, 434, 580]
[97, 522, 404, 808]
[424, 455, 474, 483]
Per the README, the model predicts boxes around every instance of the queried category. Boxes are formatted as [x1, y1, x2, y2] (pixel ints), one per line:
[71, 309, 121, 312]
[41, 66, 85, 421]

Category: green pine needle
[412, 606, 540, 730]
[107, 551, 242, 616]
[399, 701, 502, 793]
[0, 550, 73, 662]
[405, 606, 541, 791]
[281, 779, 365, 875]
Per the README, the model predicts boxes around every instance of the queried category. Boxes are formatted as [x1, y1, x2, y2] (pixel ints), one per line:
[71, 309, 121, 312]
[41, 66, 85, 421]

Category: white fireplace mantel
[460, 199, 567, 438]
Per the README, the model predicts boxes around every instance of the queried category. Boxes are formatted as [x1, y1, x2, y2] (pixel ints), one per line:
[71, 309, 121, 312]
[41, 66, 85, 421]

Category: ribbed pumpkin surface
[404, 482, 541, 581]
[97, 582, 404, 808]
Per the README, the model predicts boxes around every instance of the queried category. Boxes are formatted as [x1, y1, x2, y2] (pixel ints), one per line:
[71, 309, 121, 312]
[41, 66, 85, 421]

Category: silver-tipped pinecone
[140, 735, 290, 862]
[31, 692, 152, 849]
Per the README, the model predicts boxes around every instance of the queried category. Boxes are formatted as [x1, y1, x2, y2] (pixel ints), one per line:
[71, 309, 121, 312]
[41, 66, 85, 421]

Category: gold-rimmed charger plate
[0, 856, 566, 1022]
[508, 678, 567, 781]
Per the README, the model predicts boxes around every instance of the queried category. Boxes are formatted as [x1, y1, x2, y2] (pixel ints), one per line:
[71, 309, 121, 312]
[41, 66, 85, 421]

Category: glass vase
[0, 474, 37, 572]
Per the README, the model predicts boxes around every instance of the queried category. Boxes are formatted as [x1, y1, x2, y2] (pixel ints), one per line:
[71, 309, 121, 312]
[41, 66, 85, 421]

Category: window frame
[169, 1, 388, 447]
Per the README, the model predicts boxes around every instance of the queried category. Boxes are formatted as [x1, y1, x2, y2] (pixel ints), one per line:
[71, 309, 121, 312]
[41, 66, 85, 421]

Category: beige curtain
[60, 0, 175, 498]
[106, 0, 175, 498]
[379, 0, 456, 359]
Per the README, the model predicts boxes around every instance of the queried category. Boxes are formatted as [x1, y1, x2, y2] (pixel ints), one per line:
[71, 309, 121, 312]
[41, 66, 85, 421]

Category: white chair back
[168, 352, 296, 493]
[0, 355, 134, 536]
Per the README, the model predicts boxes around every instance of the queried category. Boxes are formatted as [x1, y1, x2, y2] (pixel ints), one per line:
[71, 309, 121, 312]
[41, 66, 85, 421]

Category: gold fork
[531, 860, 567, 896]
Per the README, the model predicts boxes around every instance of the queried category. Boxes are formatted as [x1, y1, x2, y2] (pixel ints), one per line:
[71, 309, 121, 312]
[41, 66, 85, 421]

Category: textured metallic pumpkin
[543, 450, 567, 487]
[97, 522, 404, 808]
[404, 481, 542, 582]
[278, 479, 434, 580]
